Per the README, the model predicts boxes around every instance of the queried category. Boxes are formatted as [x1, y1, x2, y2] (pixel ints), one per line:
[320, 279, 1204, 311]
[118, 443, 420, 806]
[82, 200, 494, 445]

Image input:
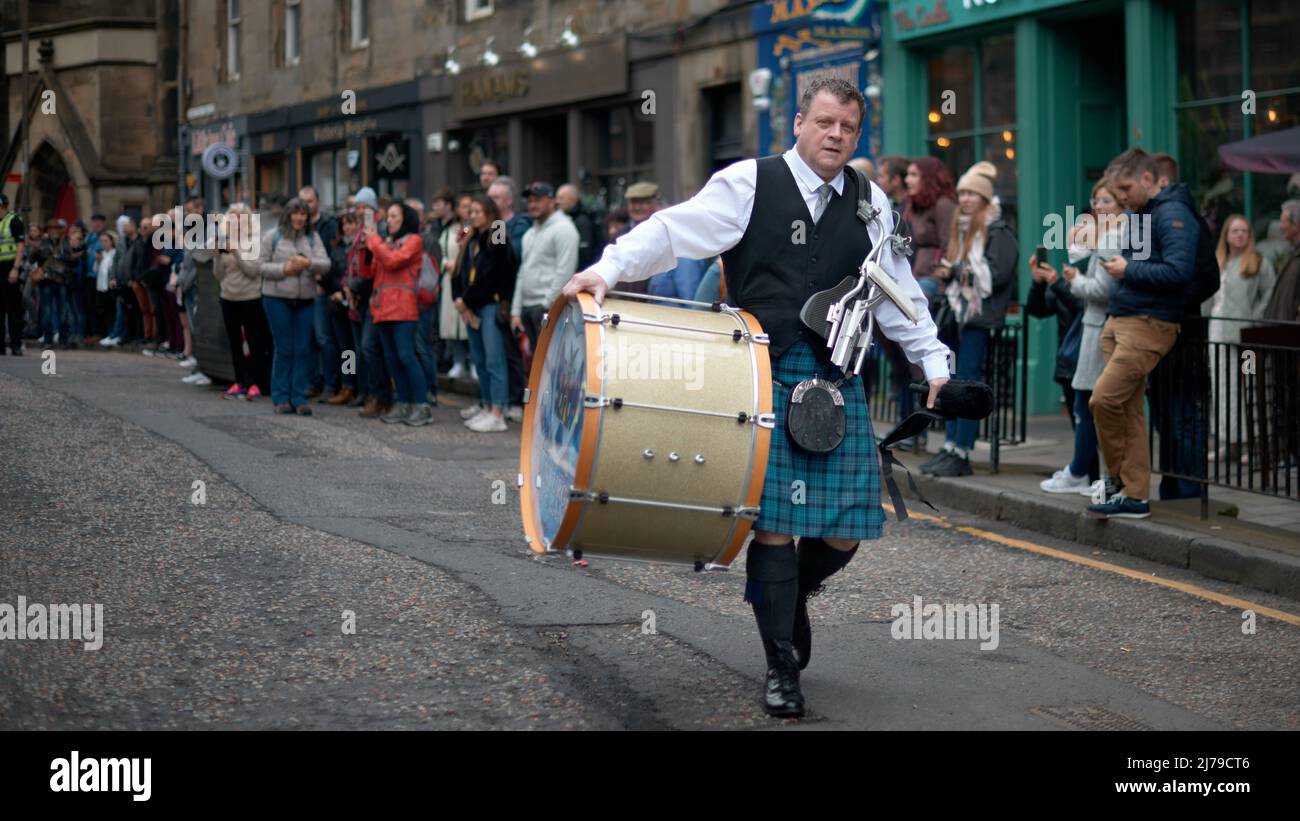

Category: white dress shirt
[590, 148, 952, 381]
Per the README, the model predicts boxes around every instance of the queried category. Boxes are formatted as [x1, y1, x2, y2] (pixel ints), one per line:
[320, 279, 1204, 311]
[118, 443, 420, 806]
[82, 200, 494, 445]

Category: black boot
[745, 541, 804, 718]
[793, 537, 858, 670]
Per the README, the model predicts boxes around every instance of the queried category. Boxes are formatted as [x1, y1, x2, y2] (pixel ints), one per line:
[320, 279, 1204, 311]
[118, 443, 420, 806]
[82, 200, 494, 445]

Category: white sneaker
[447, 362, 467, 380]
[178, 355, 198, 368]
[99, 336, 119, 347]
[1080, 478, 1118, 500]
[189, 373, 212, 386]
[467, 411, 507, 432]
[460, 404, 486, 420]
[1040, 466, 1090, 494]
[506, 405, 524, 423]
[469, 364, 479, 382]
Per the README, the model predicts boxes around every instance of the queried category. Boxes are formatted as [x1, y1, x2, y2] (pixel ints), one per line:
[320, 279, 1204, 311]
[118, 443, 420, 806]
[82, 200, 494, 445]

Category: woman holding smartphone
[452, 195, 517, 433]
[921, 161, 1018, 478]
[359, 202, 433, 426]
[1034, 178, 1124, 497]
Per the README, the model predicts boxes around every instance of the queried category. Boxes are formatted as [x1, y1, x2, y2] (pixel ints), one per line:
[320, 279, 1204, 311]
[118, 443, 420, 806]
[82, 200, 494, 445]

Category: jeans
[467, 302, 508, 408]
[38, 282, 67, 344]
[262, 296, 316, 407]
[314, 294, 348, 393]
[360, 309, 391, 401]
[944, 325, 989, 451]
[1068, 389, 1101, 481]
[109, 292, 130, 341]
[66, 281, 85, 341]
[414, 304, 438, 402]
[917, 276, 941, 303]
[377, 320, 428, 405]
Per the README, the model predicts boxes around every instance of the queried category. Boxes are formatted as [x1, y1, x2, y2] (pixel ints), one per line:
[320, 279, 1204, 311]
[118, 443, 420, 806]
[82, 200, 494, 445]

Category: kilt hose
[756, 336, 885, 541]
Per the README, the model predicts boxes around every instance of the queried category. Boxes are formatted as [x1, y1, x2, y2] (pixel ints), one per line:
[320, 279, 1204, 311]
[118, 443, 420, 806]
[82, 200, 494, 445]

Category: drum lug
[748, 332, 770, 345]
[642, 449, 654, 460]
[735, 507, 760, 521]
[516, 473, 524, 488]
[693, 561, 704, 572]
[583, 395, 610, 408]
[522, 388, 531, 404]
[755, 413, 776, 429]
[668, 452, 680, 462]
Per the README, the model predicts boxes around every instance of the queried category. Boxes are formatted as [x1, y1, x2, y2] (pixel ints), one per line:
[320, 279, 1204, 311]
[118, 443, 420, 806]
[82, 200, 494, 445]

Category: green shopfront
[881, 0, 1300, 414]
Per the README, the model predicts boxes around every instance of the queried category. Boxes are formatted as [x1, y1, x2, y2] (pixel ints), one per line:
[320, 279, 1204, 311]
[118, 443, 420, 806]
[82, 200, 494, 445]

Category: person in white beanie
[921, 160, 1019, 477]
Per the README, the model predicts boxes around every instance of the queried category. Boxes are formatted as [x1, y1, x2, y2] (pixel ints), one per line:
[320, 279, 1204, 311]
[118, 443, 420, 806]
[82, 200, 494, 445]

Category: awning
[1217, 127, 1300, 174]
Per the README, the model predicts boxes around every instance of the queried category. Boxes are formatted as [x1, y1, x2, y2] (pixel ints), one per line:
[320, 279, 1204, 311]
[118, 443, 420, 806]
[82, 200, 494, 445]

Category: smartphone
[1034, 246, 1049, 267]
[363, 209, 375, 231]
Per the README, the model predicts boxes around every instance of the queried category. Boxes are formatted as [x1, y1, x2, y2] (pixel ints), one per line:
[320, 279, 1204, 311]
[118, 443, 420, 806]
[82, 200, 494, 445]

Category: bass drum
[519, 291, 773, 569]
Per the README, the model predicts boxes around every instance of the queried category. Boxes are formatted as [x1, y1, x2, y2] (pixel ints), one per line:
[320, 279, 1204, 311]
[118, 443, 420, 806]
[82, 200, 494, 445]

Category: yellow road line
[884, 503, 1300, 627]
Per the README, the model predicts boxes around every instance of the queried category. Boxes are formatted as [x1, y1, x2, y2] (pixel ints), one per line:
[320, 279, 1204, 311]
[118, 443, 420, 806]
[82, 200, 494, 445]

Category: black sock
[745, 541, 797, 644]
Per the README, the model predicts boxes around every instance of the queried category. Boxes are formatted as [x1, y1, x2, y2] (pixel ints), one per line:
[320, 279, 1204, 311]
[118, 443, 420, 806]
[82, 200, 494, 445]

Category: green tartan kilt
[755, 337, 885, 540]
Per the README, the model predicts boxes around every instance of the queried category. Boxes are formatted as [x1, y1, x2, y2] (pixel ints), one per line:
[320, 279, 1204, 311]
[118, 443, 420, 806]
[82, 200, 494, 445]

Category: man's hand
[7, 270, 17, 285]
[1100, 254, 1127, 279]
[1061, 264, 1080, 282]
[926, 376, 950, 410]
[510, 314, 524, 334]
[560, 269, 609, 304]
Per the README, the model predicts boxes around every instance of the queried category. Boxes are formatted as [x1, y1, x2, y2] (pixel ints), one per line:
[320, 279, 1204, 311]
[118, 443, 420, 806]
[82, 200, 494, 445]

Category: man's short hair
[1281, 199, 1300, 225]
[878, 155, 909, 182]
[797, 77, 866, 129]
[1151, 152, 1179, 183]
[298, 185, 318, 198]
[489, 176, 517, 198]
[481, 159, 503, 176]
[1106, 148, 1160, 181]
[404, 197, 425, 213]
[185, 195, 205, 210]
[433, 187, 455, 207]
[91, 212, 106, 221]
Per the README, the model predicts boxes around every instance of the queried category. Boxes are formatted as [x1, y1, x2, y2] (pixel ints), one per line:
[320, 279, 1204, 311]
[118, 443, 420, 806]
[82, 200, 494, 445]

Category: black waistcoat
[721, 155, 872, 360]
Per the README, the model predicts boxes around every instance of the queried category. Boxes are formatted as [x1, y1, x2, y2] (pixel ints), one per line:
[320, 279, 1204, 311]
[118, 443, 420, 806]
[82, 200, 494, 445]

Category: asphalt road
[2, 348, 1297, 730]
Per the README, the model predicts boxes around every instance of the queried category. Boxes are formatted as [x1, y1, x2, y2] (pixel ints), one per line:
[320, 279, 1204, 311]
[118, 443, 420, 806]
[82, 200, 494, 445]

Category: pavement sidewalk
[883, 413, 1300, 601]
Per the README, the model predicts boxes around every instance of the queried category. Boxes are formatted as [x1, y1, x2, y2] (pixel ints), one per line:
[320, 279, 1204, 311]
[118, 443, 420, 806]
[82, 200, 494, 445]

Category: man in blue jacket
[1088, 148, 1199, 520]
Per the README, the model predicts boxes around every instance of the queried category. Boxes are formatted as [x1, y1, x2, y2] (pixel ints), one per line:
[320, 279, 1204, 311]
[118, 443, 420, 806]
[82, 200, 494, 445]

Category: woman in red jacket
[360, 202, 433, 426]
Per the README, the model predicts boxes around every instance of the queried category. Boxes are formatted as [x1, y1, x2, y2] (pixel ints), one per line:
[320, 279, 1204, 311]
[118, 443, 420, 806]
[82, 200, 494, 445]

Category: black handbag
[1057, 312, 1084, 376]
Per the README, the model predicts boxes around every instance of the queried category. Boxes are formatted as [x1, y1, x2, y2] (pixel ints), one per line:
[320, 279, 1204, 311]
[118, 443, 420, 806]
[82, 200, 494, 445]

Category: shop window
[927, 34, 1017, 231]
[1175, 0, 1299, 231]
[584, 103, 655, 209]
[256, 155, 287, 207]
[1176, 0, 1243, 103]
[309, 146, 351, 212]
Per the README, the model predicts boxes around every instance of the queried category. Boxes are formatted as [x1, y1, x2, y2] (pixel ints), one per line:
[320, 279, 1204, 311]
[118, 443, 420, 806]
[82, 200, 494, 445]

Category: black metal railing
[865, 314, 1028, 472]
[1149, 316, 1300, 514]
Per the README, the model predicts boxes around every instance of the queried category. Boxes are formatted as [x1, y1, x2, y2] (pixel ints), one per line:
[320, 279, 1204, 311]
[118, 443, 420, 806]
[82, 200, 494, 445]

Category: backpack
[270, 229, 319, 258]
[417, 251, 440, 307]
[1185, 212, 1220, 314]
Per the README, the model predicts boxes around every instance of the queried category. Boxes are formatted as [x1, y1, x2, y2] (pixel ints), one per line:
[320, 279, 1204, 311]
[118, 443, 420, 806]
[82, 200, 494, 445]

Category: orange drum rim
[714, 307, 773, 567]
[519, 292, 604, 555]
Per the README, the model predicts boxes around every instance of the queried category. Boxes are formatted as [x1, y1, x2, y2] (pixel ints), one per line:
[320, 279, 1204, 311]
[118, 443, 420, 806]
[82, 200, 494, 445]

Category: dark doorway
[523, 114, 568, 188]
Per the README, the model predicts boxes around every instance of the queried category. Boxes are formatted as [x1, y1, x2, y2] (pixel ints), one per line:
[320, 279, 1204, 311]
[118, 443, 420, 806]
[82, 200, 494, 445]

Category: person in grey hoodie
[510, 181, 580, 352]
[256, 198, 330, 414]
